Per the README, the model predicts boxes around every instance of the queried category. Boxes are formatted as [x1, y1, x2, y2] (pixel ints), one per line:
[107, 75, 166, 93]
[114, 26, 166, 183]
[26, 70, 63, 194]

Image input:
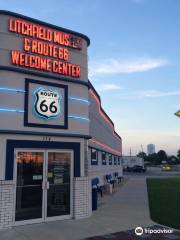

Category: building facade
[88, 83, 122, 185]
[147, 144, 155, 155]
[0, 11, 122, 229]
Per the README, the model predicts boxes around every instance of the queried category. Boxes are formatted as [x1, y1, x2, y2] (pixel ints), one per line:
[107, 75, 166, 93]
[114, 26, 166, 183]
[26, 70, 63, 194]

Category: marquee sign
[8, 18, 82, 78]
[34, 88, 61, 119]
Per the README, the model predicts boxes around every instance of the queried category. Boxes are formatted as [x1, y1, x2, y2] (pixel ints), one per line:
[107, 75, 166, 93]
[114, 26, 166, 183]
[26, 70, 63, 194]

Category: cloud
[114, 89, 180, 100]
[89, 57, 168, 77]
[95, 84, 122, 92]
[135, 90, 180, 98]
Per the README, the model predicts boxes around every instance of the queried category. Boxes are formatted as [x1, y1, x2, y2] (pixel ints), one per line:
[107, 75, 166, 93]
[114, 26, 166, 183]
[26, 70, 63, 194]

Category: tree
[146, 153, 158, 165]
[137, 151, 146, 160]
[177, 149, 180, 160]
[168, 155, 178, 165]
[157, 150, 167, 164]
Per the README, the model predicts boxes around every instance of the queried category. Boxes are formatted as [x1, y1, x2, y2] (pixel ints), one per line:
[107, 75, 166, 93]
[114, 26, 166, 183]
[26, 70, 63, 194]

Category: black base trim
[0, 130, 91, 139]
[0, 66, 89, 87]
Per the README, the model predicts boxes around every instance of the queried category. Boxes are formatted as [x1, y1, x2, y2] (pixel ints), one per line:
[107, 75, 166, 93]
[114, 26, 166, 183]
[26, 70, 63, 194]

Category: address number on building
[34, 88, 61, 119]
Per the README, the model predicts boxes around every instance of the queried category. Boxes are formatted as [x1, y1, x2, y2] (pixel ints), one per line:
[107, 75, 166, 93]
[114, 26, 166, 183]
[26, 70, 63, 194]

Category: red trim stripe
[89, 138, 121, 155]
[89, 89, 121, 141]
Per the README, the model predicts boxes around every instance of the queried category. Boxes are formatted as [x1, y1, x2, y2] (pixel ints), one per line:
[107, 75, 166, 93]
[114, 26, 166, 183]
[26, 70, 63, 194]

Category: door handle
[47, 181, 50, 190]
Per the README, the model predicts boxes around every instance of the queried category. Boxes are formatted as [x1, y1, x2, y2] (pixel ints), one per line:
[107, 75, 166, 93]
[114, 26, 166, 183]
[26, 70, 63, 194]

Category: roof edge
[0, 10, 90, 46]
[88, 80, 122, 141]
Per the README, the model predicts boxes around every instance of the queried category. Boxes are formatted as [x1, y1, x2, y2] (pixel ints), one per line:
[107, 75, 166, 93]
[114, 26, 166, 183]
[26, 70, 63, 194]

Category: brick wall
[0, 178, 92, 229]
[0, 181, 14, 230]
[73, 177, 92, 219]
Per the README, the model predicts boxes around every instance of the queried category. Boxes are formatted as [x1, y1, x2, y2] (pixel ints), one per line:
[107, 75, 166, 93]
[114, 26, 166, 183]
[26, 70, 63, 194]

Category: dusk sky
[1, 0, 180, 155]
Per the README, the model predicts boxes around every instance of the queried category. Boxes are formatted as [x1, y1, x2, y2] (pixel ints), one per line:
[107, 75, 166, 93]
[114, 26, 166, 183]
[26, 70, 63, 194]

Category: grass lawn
[147, 177, 180, 230]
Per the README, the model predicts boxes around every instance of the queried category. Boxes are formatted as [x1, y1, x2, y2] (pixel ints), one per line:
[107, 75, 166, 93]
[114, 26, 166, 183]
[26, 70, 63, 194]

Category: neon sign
[9, 18, 82, 78]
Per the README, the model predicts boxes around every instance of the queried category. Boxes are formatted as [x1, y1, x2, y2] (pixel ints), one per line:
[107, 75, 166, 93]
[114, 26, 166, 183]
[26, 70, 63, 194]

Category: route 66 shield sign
[34, 88, 61, 119]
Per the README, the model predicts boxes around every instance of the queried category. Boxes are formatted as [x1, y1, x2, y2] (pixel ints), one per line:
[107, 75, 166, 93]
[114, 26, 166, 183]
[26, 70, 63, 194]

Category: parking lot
[124, 166, 180, 178]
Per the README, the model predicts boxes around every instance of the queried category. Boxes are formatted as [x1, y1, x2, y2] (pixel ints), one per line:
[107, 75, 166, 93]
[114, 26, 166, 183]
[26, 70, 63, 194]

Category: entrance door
[45, 151, 72, 221]
[14, 150, 72, 225]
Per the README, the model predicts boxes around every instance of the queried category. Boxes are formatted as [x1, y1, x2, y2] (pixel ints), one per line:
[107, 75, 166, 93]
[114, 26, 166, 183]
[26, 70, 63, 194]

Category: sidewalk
[85, 225, 180, 240]
[0, 177, 153, 240]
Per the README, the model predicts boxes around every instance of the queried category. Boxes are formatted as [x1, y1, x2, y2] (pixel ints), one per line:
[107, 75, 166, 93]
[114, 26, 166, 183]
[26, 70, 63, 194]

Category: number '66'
[40, 100, 57, 113]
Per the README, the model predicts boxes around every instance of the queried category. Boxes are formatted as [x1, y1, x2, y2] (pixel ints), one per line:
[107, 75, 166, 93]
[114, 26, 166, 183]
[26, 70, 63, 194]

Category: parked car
[126, 165, 146, 173]
[132, 165, 146, 172]
[162, 165, 172, 171]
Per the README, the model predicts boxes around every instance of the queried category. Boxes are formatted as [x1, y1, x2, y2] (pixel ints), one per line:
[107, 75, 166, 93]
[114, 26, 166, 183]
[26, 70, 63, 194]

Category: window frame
[91, 148, 98, 165]
[114, 155, 117, 165]
[102, 151, 107, 165]
[109, 154, 112, 165]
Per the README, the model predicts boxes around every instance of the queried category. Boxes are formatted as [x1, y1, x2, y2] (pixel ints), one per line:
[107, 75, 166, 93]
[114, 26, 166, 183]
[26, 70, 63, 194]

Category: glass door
[14, 150, 73, 225]
[15, 151, 44, 224]
[45, 151, 72, 220]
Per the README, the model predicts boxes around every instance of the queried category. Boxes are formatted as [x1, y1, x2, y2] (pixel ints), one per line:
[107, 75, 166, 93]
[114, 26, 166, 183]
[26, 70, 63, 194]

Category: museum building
[0, 11, 122, 229]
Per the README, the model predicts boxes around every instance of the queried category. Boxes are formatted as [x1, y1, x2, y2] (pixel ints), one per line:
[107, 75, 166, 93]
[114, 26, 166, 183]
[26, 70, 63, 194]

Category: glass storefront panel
[47, 152, 71, 217]
[15, 152, 44, 221]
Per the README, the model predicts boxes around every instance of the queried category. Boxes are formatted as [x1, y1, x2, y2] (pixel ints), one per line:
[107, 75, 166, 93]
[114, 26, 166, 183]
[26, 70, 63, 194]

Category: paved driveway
[0, 176, 153, 240]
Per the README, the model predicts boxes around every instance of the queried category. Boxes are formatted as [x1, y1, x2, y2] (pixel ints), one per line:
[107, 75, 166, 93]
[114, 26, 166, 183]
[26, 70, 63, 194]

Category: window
[109, 154, 112, 165]
[102, 152, 106, 165]
[118, 157, 122, 165]
[91, 148, 98, 165]
[114, 156, 117, 165]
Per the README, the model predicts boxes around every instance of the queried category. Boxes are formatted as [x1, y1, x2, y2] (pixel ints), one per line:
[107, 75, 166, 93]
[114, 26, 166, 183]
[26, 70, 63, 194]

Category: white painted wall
[88, 148, 123, 186]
